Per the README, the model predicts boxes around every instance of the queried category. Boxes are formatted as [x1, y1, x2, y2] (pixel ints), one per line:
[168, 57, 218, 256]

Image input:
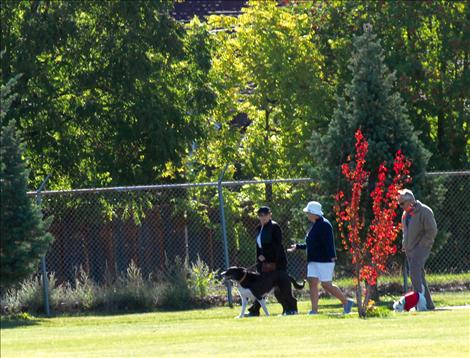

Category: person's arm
[401, 212, 406, 252]
[287, 240, 306, 252]
[288, 228, 307, 252]
[256, 243, 263, 262]
[420, 208, 438, 249]
[325, 224, 336, 261]
[255, 227, 264, 262]
[287, 243, 306, 252]
[272, 224, 283, 263]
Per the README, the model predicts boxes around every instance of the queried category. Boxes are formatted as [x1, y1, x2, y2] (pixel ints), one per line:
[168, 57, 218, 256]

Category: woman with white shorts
[288, 201, 354, 314]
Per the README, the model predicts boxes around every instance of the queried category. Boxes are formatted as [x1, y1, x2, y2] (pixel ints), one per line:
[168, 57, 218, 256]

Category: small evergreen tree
[311, 24, 429, 214]
[1, 75, 53, 291]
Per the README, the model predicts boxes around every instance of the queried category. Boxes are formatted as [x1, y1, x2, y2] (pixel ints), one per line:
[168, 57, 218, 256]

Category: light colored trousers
[407, 246, 435, 309]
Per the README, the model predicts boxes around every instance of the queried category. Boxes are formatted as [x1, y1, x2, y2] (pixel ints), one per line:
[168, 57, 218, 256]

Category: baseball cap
[257, 206, 272, 215]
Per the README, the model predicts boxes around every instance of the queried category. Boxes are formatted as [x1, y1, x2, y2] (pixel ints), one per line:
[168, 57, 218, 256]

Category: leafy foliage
[1, 52, 54, 290]
[1, 257, 224, 314]
[1, 1, 467, 191]
[1, 116, 53, 290]
[312, 25, 429, 217]
[316, 25, 424, 317]
[334, 130, 411, 317]
[188, 255, 217, 299]
[302, 0, 469, 170]
[189, 0, 331, 184]
[1, 1, 215, 188]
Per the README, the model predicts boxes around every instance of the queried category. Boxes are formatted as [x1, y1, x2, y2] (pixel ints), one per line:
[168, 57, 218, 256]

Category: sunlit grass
[1, 292, 469, 358]
[335, 272, 470, 288]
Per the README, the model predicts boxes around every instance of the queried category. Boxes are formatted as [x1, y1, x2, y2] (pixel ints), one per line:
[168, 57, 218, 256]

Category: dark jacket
[255, 220, 287, 271]
[296, 216, 336, 263]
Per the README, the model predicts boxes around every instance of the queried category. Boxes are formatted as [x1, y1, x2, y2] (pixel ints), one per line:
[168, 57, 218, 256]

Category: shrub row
[1, 257, 225, 315]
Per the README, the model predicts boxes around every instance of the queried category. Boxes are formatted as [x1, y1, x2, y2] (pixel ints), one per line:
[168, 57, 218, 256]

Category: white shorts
[307, 262, 335, 282]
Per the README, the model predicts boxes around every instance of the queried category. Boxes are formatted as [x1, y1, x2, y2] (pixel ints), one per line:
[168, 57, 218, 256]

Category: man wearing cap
[398, 189, 437, 310]
[288, 201, 354, 314]
[247, 206, 292, 316]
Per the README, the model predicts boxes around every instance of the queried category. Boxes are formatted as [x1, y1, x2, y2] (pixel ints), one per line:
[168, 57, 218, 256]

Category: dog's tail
[290, 275, 305, 290]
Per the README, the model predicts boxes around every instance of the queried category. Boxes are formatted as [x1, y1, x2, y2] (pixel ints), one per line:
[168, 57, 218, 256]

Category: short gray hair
[398, 189, 416, 203]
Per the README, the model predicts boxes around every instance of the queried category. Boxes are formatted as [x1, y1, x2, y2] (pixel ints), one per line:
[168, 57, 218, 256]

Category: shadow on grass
[0, 305, 216, 324]
[0, 314, 43, 329]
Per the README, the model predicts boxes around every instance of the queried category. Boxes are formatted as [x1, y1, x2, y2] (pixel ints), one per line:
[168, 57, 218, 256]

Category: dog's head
[393, 297, 406, 312]
[220, 266, 247, 282]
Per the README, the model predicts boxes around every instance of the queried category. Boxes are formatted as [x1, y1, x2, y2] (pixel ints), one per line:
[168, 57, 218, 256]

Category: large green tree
[164, 1, 331, 260]
[302, 0, 469, 170]
[1, 1, 215, 188]
[1, 72, 53, 289]
[312, 25, 429, 217]
[188, 0, 332, 184]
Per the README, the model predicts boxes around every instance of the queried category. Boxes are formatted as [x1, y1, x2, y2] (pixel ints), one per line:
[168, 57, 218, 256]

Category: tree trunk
[355, 265, 366, 318]
[363, 283, 372, 317]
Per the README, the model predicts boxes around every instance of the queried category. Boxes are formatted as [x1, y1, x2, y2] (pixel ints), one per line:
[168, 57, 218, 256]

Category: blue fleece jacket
[296, 216, 336, 263]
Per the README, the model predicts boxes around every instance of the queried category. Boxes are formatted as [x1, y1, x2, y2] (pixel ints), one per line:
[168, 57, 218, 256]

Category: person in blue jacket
[288, 201, 354, 314]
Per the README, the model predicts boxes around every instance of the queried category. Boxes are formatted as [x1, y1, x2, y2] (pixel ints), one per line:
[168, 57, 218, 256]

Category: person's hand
[402, 247, 406, 253]
[258, 254, 265, 262]
[287, 244, 296, 253]
[331, 257, 337, 262]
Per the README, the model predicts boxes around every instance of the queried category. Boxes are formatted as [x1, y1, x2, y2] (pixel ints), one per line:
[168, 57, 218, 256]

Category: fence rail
[28, 177, 315, 195]
[30, 172, 469, 287]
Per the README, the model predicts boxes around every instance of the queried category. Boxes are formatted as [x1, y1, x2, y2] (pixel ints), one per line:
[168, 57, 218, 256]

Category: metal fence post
[218, 164, 232, 306]
[36, 174, 51, 316]
[184, 210, 189, 263]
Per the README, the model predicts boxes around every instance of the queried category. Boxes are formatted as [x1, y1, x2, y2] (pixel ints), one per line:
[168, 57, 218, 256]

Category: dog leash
[238, 262, 260, 284]
[239, 270, 248, 284]
[238, 263, 257, 284]
[245, 262, 258, 271]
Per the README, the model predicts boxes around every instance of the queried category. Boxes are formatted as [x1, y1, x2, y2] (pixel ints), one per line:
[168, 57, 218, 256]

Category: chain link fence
[29, 172, 469, 286]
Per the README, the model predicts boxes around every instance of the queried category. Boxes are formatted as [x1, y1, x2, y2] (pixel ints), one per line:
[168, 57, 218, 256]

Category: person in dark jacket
[288, 201, 353, 314]
[247, 206, 294, 316]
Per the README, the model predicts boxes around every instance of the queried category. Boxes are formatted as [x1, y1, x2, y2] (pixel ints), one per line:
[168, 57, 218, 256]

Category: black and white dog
[221, 266, 305, 318]
[393, 291, 427, 312]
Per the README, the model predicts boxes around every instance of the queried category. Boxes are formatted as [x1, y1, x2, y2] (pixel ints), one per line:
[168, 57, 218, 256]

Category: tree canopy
[1, 0, 468, 191]
[187, 1, 332, 184]
[302, 0, 469, 170]
[1, 70, 53, 289]
[1, 1, 215, 188]
[312, 25, 429, 202]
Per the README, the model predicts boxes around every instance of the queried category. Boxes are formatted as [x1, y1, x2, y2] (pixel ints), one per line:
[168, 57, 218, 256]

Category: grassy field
[1, 292, 469, 358]
[335, 272, 470, 288]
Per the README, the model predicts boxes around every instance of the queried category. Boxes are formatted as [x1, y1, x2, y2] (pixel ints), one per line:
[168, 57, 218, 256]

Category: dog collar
[239, 271, 248, 284]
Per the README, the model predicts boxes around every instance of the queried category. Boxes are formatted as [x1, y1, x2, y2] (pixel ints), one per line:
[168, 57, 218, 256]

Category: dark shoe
[246, 311, 260, 317]
[343, 299, 354, 314]
[283, 310, 298, 316]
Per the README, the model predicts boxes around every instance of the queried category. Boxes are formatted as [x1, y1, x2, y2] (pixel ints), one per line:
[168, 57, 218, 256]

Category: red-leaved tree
[334, 129, 411, 317]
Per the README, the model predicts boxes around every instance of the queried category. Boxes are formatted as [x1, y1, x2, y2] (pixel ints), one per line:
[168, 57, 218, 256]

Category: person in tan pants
[398, 189, 438, 310]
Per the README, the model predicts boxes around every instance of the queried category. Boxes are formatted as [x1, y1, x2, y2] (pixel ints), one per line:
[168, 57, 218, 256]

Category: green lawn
[335, 272, 470, 288]
[1, 292, 469, 358]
